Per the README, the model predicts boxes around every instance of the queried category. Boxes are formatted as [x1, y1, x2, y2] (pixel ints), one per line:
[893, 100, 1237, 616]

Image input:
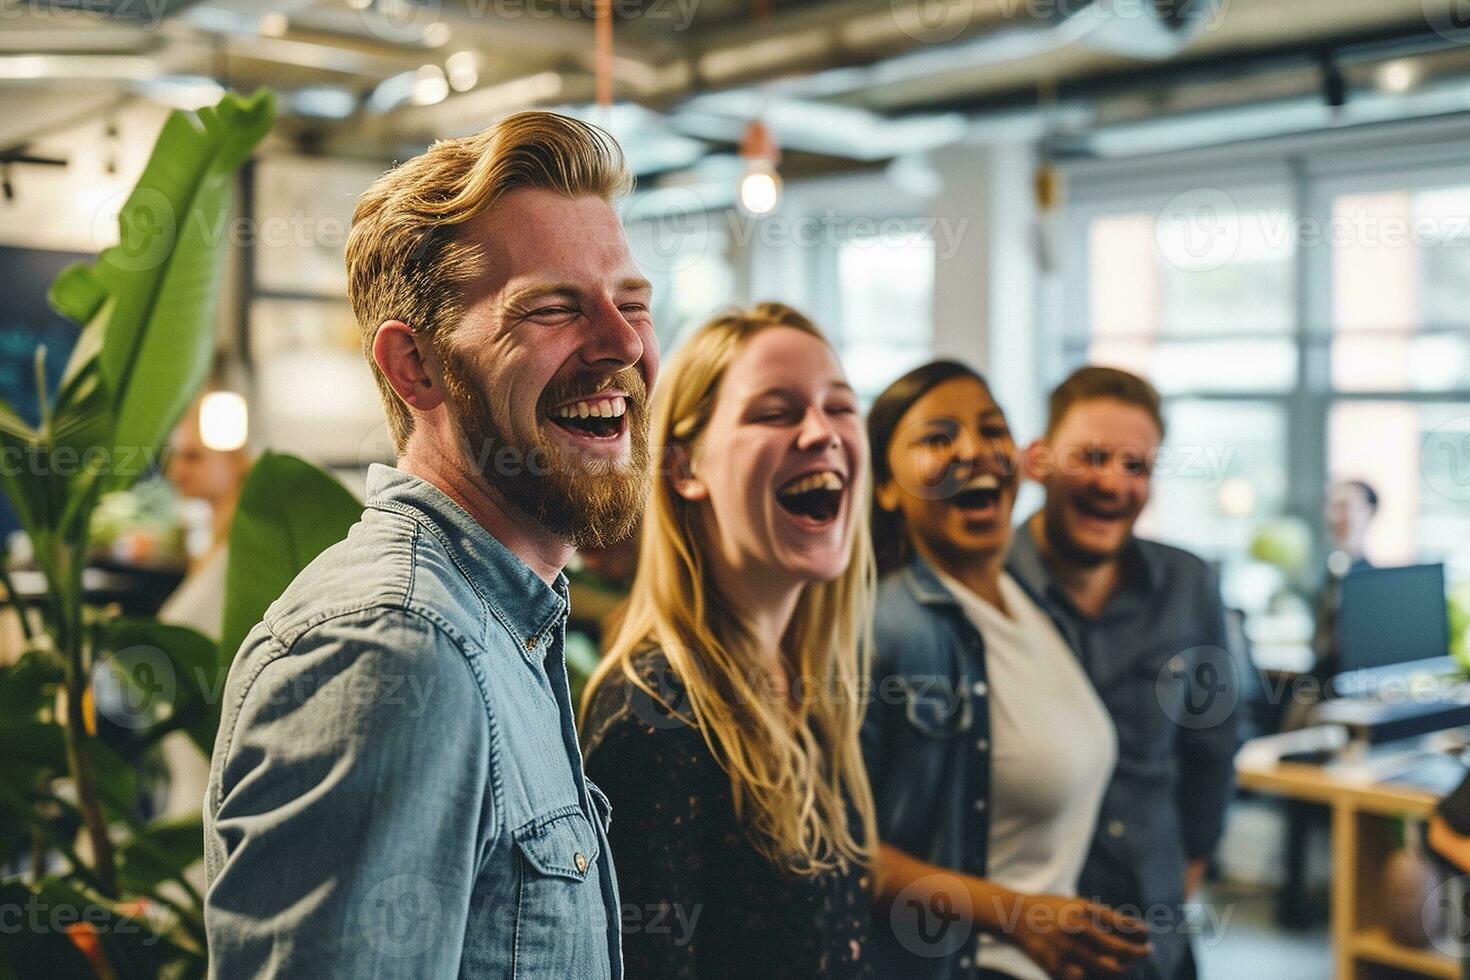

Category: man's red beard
[440, 352, 651, 549]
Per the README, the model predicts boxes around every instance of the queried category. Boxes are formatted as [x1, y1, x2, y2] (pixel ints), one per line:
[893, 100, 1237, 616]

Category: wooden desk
[1237, 756, 1458, 980]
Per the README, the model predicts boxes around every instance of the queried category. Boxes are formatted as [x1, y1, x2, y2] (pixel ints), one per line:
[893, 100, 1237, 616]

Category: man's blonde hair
[345, 111, 633, 451]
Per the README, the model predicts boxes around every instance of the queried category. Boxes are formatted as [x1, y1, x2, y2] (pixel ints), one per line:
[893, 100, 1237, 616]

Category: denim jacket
[204, 464, 621, 978]
[862, 557, 994, 980]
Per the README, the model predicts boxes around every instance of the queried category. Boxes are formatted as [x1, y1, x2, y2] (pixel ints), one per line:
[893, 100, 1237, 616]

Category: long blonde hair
[583, 302, 878, 875]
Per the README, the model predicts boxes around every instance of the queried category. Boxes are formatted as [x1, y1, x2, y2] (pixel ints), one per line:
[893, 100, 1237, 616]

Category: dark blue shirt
[1007, 519, 1242, 980]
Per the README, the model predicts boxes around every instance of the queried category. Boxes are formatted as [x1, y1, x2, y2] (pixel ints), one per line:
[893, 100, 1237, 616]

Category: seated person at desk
[1310, 478, 1379, 686]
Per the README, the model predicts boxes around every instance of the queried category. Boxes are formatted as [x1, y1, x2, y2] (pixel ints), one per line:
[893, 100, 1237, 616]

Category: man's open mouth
[775, 470, 845, 524]
[952, 474, 1002, 512]
[549, 395, 628, 440]
[1075, 496, 1127, 521]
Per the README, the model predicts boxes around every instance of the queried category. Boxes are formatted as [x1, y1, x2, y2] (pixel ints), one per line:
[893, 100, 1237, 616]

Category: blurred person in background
[160, 394, 250, 641]
[1312, 478, 1379, 682]
[157, 395, 251, 854]
[1275, 478, 1382, 923]
[581, 303, 878, 978]
[863, 359, 1149, 980]
[1008, 366, 1242, 980]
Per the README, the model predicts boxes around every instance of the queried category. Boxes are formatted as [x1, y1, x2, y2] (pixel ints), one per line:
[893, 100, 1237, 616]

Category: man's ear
[1021, 439, 1052, 482]
[372, 320, 445, 412]
[666, 443, 707, 501]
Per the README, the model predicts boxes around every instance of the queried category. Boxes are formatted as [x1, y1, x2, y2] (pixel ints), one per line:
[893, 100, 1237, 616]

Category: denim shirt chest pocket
[903, 676, 974, 739]
[511, 805, 607, 977]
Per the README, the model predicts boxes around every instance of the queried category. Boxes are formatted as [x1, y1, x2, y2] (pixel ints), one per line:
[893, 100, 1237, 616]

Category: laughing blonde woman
[580, 303, 878, 979]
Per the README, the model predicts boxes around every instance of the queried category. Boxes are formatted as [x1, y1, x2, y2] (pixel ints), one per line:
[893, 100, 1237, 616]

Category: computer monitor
[1336, 562, 1450, 674]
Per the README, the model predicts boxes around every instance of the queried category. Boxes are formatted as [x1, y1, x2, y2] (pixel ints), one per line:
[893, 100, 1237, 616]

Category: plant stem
[54, 540, 118, 898]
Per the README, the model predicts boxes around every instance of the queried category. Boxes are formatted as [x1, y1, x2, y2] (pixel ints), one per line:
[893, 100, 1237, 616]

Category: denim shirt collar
[900, 553, 964, 609]
[363, 463, 569, 659]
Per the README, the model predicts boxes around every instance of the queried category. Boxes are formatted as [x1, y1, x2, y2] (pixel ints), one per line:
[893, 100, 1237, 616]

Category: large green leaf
[6, 878, 187, 980]
[47, 89, 275, 497]
[102, 618, 220, 756]
[0, 722, 67, 771]
[0, 398, 46, 541]
[116, 812, 204, 896]
[0, 882, 96, 980]
[0, 650, 64, 721]
[219, 452, 360, 667]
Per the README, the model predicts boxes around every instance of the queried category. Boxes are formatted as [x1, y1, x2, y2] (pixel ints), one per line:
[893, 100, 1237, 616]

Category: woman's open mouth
[952, 474, 1003, 518]
[548, 394, 629, 442]
[775, 470, 845, 528]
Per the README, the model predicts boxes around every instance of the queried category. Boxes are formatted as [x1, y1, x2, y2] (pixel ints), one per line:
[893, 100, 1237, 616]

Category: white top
[157, 546, 227, 844]
[935, 569, 1117, 980]
[158, 545, 228, 644]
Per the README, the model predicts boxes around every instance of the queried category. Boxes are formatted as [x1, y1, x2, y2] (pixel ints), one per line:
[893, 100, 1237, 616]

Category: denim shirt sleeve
[205, 608, 493, 979]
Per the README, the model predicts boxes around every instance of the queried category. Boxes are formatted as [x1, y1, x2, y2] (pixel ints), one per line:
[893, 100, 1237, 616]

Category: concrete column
[927, 139, 1043, 442]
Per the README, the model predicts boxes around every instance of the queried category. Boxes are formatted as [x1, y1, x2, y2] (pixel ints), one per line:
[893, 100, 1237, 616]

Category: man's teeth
[966, 474, 1000, 491]
[553, 396, 627, 420]
[778, 471, 843, 496]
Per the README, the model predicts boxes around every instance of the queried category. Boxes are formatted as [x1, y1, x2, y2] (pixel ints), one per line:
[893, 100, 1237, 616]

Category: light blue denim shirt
[204, 464, 621, 978]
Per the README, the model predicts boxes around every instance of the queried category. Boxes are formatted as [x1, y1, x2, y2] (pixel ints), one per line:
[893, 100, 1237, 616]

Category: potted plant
[0, 88, 363, 979]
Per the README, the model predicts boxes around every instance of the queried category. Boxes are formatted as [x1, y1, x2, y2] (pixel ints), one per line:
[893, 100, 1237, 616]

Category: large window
[834, 224, 936, 404]
[1062, 148, 1470, 601]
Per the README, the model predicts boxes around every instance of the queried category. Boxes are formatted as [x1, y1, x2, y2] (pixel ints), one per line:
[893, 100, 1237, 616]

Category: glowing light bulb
[738, 162, 781, 216]
[200, 391, 248, 452]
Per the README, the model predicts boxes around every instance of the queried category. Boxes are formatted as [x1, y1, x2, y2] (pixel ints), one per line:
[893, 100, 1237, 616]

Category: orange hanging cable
[595, 0, 613, 108]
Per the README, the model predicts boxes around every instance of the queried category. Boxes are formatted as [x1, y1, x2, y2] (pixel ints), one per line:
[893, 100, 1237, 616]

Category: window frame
[1054, 122, 1470, 571]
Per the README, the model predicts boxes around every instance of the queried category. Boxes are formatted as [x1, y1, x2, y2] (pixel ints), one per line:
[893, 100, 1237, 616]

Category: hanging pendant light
[737, 119, 781, 216]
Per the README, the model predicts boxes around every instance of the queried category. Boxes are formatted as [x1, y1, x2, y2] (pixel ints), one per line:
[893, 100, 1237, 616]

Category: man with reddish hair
[1009, 366, 1241, 980]
[205, 112, 657, 978]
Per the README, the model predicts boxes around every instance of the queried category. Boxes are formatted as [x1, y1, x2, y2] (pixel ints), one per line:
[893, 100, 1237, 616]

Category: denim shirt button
[971, 681, 987, 697]
[1108, 820, 1126, 838]
[975, 738, 989, 752]
[574, 851, 588, 875]
[973, 799, 987, 813]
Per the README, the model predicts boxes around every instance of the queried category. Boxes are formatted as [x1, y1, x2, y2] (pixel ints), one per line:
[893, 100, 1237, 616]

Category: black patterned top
[582, 649, 874, 980]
